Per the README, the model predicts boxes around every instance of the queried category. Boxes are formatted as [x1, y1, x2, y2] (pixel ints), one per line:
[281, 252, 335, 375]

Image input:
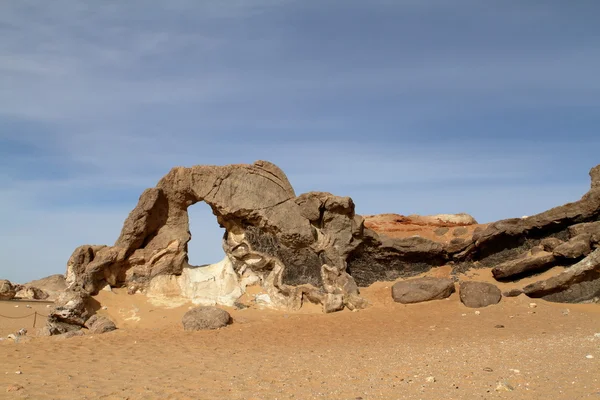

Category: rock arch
[54, 161, 366, 333]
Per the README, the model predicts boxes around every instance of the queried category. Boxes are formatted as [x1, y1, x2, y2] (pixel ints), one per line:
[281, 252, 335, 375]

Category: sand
[1, 276, 599, 400]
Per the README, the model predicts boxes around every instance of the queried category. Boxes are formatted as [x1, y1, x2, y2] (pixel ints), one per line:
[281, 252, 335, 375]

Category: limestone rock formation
[0, 280, 17, 300]
[49, 161, 367, 334]
[459, 281, 502, 308]
[48, 161, 600, 334]
[15, 286, 49, 300]
[22, 275, 66, 301]
[391, 277, 455, 304]
[182, 306, 231, 331]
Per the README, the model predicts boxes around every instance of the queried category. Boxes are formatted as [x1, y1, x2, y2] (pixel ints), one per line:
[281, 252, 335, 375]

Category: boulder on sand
[85, 315, 117, 334]
[182, 306, 231, 331]
[459, 281, 502, 308]
[391, 277, 455, 304]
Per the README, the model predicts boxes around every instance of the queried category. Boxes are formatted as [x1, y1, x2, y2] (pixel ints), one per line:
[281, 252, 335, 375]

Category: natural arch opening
[186, 201, 226, 267]
[145, 201, 244, 307]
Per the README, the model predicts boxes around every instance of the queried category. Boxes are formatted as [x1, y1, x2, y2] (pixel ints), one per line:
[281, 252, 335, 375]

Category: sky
[1, 0, 599, 283]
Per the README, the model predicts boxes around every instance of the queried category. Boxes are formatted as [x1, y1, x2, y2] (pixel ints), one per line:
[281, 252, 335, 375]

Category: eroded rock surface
[392, 277, 455, 304]
[459, 281, 502, 308]
[50, 161, 368, 333]
[49, 161, 600, 333]
[85, 315, 117, 334]
[22, 274, 66, 301]
[182, 306, 231, 331]
[0, 280, 16, 300]
[15, 286, 49, 300]
[522, 248, 600, 303]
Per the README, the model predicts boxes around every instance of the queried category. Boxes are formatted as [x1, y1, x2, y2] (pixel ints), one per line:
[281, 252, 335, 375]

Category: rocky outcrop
[0, 279, 16, 300]
[553, 236, 592, 259]
[460, 166, 600, 263]
[49, 161, 600, 333]
[459, 281, 502, 308]
[522, 248, 600, 303]
[391, 277, 455, 304]
[50, 161, 369, 334]
[182, 306, 231, 331]
[22, 274, 66, 301]
[15, 286, 49, 300]
[491, 250, 556, 280]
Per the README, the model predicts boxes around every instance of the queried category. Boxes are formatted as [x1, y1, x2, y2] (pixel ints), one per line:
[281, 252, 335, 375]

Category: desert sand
[1, 268, 599, 400]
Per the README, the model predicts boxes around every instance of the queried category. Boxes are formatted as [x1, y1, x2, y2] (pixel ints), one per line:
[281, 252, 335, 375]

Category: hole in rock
[186, 202, 227, 267]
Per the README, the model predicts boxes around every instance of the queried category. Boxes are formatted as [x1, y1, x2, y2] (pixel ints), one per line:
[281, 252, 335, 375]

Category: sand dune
[1, 274, 599, 400]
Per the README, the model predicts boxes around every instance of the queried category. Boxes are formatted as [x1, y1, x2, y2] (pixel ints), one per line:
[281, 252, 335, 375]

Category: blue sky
[1, 0, 599, 283]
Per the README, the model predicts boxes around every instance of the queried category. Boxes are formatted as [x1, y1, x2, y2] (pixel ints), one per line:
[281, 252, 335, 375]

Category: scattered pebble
[562, 309, 570, 315]
[483, 367, 493, 372]
[102, 306, 108, 310]
[495, 325, 505, 328]
[509, 369, 520, 374]
[425, 376, 436, 383]
[15, 371, 22, 375]
[529, 303, 537, 308]
[586, 355, 594, 359]
[593, 333, 600, 338]
[25, 305, 31, 308]
[6, 384, 24, 392]
[461, 313, 467, 317]
[46, 305, 51, 308]
[495, 381, 514, 392]
[474, 311, 481, 315]
[14, 305, 19, 308]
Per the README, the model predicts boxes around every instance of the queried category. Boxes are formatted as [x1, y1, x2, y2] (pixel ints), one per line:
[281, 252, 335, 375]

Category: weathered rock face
[50, 161, 600, 334]
[15, 286, 49, 300]
[85, 315, 117, 334]
[22, 274, 66, 301]
[0, 279, 16, 300]
[491, 250, 556, 280]
[459, 281, 502, 308]
[51, 161, 368, 333]
[182, 306, 231, 331]
[391, 277, 455, 304]
[522, 248, 600, 303]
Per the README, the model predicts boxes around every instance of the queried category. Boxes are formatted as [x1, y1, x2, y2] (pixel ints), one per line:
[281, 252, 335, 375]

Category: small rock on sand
[6, 384, 24, 392]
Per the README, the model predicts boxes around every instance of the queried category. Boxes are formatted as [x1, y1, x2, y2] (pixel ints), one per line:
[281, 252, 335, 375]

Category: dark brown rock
[459, 281, 502, 308]
[392, 277, 455, 304]
[522, 248, 600, 303]
[503, 288, 523, 297]
[568, 221, 600, 239]
[491, 251, 556, 280]
[462, 165, 600, 262]
[540, 238, 564, 252]
[182, 306, 231, 331]
[553, 235, 592, 259]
